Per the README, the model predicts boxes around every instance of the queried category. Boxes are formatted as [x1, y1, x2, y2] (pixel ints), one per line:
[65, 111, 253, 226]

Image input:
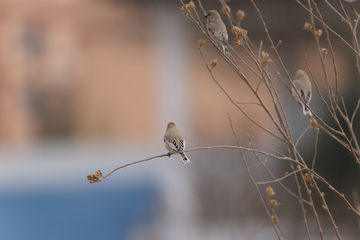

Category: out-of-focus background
[0, 0, 359, 239]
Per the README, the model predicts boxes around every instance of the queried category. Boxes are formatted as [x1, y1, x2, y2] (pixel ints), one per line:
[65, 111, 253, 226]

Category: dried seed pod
[260, 60, 265, 68]
[303, 173, 311, 182]
[271, 199, 280, 207]
[304, 22, 312, 31]
[261, 52, 271, 67]
[95, 170, 103, 178]
[316, 29, 323, 37]
[236, 10, 245, 21]
[239, 29, 248, 38]
[181, 4, 193, 16]
[310, 119, 318, 128]
[266, 186, 275, 196]
[263, 53, 270, 62]
[187, 1, 195, 10]
[233, 38, 242, 45]
[231, 26, 241, 36]
[198, 39, 206, 48]
[87, 169, 103, 183]
[221, 5, 231, 14]
[87, 174, 94, 181]
[211, 59, 218, 68]
[271, 215, 278, 224]
[321, 48, 328, 55]
[181, 5, 190, 16]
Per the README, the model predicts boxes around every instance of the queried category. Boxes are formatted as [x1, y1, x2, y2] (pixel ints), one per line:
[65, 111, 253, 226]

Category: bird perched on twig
[206, 10, 229, 55]
[292, 70, 313, 117]
[163, 122, 192, 164]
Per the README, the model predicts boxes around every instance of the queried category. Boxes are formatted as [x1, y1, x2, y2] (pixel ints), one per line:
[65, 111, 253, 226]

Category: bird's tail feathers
[180, 153, 192, 165]
[303, 105, 313, 117]
[222, 45, 230, 56]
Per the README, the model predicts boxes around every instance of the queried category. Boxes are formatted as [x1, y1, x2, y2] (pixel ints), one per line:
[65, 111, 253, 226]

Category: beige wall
[0, 1, 157, 145]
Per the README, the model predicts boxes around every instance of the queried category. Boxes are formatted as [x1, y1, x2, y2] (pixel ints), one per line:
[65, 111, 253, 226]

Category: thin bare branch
[310, 175, 342, 239]
[197, 46, 284, 141]
[351, 97, 360, 125]
[295, 126, 311, 147]
[90, 153, 170, 183]
[257, 169, 303, 185]
[196, 0, 206, 16]
[305, 56, 333, 115]
[245, 134, 284, 239]
[311, 127, 320, 170]
[295, 0, 360, 56]
[310, 0, 339, 116]
[237, 101, 262, 106]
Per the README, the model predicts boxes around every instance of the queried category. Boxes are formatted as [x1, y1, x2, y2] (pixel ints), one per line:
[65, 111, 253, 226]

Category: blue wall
[0, 182, 159, 240]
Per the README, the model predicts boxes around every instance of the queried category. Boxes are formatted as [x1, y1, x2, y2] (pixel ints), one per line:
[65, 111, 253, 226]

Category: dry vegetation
[88, 0, 360, 239]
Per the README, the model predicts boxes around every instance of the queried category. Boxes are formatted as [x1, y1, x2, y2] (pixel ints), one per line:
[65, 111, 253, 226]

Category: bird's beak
[205, 14, 208, 18]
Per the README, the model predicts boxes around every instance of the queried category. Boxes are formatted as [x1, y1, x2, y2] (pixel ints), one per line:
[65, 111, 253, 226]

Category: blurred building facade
[0, 0, 158, 145]
[0, 0, 277, 147]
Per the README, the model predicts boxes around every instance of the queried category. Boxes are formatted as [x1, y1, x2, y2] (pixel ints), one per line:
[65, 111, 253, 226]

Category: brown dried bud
[303, 173, 311, 182]
[315, 29, 323, 37]
[87, 170, 103, 183]
[236, 10, 245, 21]
[233, 38, 242, 45]
[266, 186, 275, 196]
[181, 5, 190, 16]
[187, 1, 196, 10]
[321, 48, 328, 55]
[263, 53, 271, 62]
[231, 26, 241, 36]
[211, 59, 218, 68]
[87, 174, 99, 183]
[198, 39, 206, 48]
[239, 29, 248, 38]
[271, 215, 278, 224]
[260, 60, 265, 68]
[87, 174, 94, 181]
[232, 27, 247, 38]
[222, 5, 231, 14]
[310, 119, 318, 128]
[261, 52, 271, 67]
[270, 199, 280, 207]
[304, 22, 312, 31]
[95, 170, 103, 178]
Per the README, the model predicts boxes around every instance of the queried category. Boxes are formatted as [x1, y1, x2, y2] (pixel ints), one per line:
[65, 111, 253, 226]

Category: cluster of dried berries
[87, 170, 103, 183]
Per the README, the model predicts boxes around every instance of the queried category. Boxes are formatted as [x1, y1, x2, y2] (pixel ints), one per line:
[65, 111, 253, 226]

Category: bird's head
[205, 10, 221, 20]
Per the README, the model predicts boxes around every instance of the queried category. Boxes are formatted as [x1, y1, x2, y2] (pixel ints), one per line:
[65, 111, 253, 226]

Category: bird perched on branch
[292, 70, 313, 117]
[206, 10, 229, 55]
[163, 122, 192, 164]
